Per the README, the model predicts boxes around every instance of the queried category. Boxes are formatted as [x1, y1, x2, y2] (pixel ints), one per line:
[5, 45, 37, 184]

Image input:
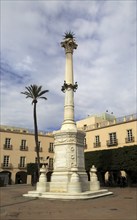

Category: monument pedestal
[23, 129, 113, 199]
[50, 129, 89, 193]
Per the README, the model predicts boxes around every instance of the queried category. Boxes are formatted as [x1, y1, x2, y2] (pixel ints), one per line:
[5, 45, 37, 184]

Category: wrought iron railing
[35, 147, 42, 152]
[3, 144, 13, 150]
[93, 142, 101, 148]
[18, 164, 27, 169]
[125, 137, 135, 143]
[20, 146, 28, 151]
[106, 139, 118, 147]
[1, 163, 12, 169]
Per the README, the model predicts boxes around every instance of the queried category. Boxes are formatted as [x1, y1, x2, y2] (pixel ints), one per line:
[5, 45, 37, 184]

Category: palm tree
[21, 84, 49, 178]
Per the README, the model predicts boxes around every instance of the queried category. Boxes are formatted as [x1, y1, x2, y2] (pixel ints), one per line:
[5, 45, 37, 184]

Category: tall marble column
[51, 34, 88, 192]
[61, 37, 78, 130]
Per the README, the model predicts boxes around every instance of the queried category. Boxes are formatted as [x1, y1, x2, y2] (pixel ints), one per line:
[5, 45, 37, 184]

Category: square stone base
[23, 189, 113, 200]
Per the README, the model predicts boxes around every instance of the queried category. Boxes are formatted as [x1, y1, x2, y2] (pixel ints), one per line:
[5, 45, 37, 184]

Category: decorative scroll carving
[61, 81, 78, 93]
[54, 132, 78, 145]
[53, 130, 85, 170]
[61, 38, 77, 54]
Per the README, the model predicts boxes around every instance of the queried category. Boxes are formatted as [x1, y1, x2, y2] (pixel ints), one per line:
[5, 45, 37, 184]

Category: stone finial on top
[90, 165, 97, 173]
[61, 31, 78, 53]
[90, 165, 100, 190]
[90, 165, 98, 180]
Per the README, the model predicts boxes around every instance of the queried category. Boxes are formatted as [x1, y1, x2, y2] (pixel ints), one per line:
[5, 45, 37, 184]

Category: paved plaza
[0, 185, 137, 220]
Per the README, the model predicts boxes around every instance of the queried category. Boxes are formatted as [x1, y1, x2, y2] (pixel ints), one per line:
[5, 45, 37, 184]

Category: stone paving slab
[0, 185, 137, 220]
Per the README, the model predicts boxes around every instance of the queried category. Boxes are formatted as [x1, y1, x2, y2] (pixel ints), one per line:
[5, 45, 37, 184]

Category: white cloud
[15, 55, 35, 72]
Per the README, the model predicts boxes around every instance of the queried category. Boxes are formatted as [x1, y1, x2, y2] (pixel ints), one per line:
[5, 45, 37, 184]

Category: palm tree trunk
[33, 101, 40, 179]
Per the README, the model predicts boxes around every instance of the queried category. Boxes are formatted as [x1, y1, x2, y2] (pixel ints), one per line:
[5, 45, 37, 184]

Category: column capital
[61, 38, 78, 54]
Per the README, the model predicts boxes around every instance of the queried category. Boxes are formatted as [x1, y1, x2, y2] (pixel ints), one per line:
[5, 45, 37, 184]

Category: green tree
[21, 84, 49, 178]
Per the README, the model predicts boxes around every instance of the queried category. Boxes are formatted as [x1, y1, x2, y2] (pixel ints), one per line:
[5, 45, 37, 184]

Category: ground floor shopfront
[0, 168, 137, 187]
[0, 170, 30, 186]
[0, 169, 53, 186]
[86, 169, 137, 187]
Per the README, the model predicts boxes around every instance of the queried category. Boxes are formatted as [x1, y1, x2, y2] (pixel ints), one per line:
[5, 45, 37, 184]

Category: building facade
[76, 113, 137, 151]
[0, 125, 54, 184]
[1, 113, 136, 185]
[76, 113, 137, 185]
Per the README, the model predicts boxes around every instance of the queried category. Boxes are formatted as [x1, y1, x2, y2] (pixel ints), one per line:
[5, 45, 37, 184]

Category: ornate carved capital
[61, 38, 78, 54]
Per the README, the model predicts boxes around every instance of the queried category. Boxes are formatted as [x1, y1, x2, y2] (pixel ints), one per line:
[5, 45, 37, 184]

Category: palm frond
[38, 90, 49, 97]
[37, 85, 42, 94]
[40, 97, 47, 100]
[21, 84, 49, 102]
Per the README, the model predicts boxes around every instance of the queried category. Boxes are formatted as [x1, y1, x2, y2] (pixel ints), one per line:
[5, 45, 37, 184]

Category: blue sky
[1, 0, 136, 131]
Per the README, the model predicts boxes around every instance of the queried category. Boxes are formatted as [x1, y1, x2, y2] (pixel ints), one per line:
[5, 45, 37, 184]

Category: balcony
[20, 146, 28, 151]
[125, 137, 135, 143]
[3, 144, 13, 150]
[1, 163, 13, 169]
[18, 164, 27, 169]
[48, 147, 54, 153]
[93, 142, 101, 148]
[35, 147, 42, 152]
[107, 139, 118, 147]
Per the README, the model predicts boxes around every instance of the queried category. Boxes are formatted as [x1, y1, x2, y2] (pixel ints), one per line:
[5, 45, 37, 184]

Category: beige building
[76, 113, 137, 152]
[1, 112, 136, 185]
[0, 125, 54, 184]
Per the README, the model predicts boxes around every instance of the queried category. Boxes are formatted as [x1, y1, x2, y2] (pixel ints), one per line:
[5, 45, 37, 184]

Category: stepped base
[23, 189, 113, 200]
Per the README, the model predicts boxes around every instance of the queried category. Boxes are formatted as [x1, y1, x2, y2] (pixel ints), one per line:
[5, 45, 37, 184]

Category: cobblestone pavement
[0, 185, 137, 220]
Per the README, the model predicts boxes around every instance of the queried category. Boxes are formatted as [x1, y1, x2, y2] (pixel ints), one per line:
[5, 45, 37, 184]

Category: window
[21, 140, 26, 147]
[3, 155, 10, 167]
[107, 132, 118, 146]
[35, 141, 42, 152]
[19, 157, 26, 168]
[94, 135, 101, 147]
[4, 138, 12, 149]
[35, 157, 43, 163]
[83, 124, 87, 130]
[126, 129, 134, 143]
[84, 138, 87, 149]
[48, 143, 54, 153]
[20, 140, 28, 150]
[49, 158, 53, 170]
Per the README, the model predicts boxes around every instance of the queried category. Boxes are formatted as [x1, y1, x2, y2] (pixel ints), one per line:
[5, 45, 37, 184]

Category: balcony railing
[1, 163, 12, 169]
[3, 144, 13, 150]
[20, 146, 28, 151]
[35, 147, 42, 152]
[125, 137, 135, 143]
[93, 142, 101, 148]
[107, 139, 118, 147]
[48, 147, 54, 153]
[18, 164, 27, 169]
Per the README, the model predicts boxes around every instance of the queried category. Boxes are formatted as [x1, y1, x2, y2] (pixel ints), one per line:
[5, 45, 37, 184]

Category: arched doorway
[0, 171, 12, 184]
[15, 171, 27, 184]
[106, 170, 123, 186]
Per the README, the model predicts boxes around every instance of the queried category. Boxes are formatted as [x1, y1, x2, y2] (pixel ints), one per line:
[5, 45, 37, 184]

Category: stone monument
[23, 32, 113, 199]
